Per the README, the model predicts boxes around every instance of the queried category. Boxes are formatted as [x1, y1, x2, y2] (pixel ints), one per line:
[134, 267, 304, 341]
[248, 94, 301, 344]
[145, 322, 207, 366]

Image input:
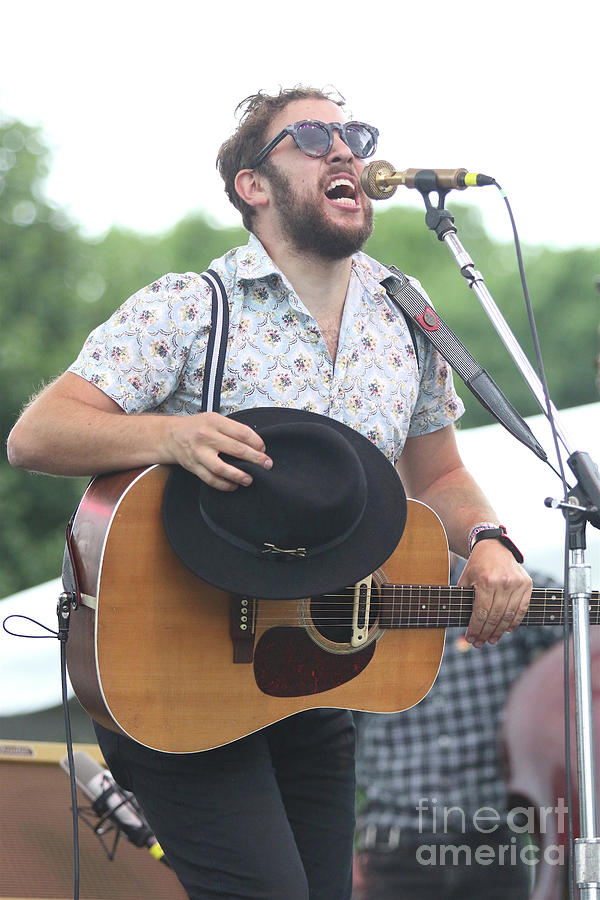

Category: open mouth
[324, 178, 359, 207]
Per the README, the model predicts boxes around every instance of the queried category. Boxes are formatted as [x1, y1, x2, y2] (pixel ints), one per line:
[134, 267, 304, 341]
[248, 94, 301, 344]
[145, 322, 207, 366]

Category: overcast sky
[1, 0, 598, 250]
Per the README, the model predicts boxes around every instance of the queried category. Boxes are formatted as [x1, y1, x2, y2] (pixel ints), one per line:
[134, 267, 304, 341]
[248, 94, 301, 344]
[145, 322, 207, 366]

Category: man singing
[8, 86, 531, 899]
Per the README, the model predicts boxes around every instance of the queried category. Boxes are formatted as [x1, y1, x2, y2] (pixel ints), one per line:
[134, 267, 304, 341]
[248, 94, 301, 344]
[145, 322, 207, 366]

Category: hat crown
[199, 422, 367, 556]
[162, 406, 407, 601]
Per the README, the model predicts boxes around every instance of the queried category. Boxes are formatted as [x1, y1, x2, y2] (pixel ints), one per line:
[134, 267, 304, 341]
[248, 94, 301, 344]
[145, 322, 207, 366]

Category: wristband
[468, 522, 500, 551]
[468, 524, 524, 564]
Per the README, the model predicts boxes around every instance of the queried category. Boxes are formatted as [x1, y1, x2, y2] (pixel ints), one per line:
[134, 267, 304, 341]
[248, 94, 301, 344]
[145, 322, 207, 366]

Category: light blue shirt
[70, 234, 464, 462]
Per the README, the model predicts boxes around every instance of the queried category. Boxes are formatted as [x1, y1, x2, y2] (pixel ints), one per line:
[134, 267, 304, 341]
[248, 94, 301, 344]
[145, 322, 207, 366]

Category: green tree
[0, 115, 92, 597]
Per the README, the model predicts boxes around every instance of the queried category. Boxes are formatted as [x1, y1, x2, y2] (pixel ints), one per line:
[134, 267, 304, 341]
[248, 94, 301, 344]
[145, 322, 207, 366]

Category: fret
[440, 587, 449, 625]
[422, 585, 430, 627]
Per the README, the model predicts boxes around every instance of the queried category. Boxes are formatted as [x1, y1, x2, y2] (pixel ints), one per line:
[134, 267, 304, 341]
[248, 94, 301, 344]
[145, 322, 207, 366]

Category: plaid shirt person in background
[354, 563, 561, 900]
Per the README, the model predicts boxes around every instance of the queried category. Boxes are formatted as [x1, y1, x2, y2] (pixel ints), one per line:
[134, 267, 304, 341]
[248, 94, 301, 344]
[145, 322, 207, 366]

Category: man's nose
[326, 128, 353, 163]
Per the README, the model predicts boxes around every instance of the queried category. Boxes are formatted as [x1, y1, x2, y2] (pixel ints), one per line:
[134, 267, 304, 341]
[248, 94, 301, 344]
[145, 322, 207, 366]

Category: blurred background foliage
[1, 114, 599, 596]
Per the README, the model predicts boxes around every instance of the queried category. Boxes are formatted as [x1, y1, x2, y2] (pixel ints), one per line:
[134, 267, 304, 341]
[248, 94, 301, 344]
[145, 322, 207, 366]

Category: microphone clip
[414, 175, 458, 242]
[77, 800, 126, 861]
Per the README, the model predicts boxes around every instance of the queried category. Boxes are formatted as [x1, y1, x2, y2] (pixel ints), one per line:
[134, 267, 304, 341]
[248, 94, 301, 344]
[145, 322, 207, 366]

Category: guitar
[66, 465, 599, 753]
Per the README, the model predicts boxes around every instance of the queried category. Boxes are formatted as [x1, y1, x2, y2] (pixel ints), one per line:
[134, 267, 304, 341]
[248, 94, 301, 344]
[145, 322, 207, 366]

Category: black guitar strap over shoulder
[382, 266, 546, 460]
[200, 269, 229, 413]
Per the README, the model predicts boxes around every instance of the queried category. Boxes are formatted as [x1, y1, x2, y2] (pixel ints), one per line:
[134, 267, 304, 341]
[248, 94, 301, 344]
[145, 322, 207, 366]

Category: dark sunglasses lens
[344, 124, 376, 158]
[296, 122, 331, 157]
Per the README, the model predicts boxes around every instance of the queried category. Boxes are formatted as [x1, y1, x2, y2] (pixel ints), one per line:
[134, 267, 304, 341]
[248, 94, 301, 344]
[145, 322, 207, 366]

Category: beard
[262, 161, 374, 260]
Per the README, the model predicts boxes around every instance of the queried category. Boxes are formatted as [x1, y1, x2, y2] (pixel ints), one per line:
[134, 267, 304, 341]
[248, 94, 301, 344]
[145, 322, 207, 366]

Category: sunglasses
[251, 120, 379, 169]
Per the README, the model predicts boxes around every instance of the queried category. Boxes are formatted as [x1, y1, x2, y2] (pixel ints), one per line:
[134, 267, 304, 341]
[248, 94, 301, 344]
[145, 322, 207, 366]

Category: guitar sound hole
[310, 586, 380, 643]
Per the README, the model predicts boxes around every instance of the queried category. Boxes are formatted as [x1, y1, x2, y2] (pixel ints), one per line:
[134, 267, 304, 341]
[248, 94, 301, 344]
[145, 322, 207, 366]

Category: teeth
[328, 178, 354, 190]
[326, 177, 358, 206]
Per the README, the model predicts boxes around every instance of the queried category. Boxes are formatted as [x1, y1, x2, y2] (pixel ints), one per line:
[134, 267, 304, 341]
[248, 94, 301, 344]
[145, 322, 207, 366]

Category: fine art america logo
[415, 798, 568, 866]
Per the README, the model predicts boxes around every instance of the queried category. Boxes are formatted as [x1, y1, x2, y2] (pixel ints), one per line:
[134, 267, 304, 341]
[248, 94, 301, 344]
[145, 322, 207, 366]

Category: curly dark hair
[216, 86, 346, 231]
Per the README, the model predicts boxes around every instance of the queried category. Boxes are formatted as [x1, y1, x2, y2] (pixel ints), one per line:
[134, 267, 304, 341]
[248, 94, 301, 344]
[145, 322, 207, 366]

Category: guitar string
[251, 608, 596, 623]
[307, 589, 599, 598]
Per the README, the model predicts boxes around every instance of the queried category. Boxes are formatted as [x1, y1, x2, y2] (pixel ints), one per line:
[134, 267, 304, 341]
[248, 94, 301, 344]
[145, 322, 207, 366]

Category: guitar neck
[378, 586, 600, 629]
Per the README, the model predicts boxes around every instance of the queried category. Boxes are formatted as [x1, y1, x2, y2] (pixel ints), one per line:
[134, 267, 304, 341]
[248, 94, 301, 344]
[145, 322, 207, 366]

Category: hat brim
[162, 407, 407, 600]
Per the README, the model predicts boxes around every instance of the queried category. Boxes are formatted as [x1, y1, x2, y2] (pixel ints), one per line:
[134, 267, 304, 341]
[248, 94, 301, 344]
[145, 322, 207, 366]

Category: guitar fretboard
[378, 586, 600, 629]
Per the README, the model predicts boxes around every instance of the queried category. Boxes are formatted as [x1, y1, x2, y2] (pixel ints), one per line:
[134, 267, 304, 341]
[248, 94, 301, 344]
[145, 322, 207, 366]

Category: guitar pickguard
[253, 627, 376, 697]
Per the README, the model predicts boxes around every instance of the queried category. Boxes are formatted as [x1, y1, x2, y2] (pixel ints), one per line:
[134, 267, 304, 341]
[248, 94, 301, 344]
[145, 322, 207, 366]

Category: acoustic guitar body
[66, 465, 448, 753]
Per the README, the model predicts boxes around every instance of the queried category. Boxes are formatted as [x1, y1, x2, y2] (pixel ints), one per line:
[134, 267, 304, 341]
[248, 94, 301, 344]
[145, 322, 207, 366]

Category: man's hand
[458, 540, 533, 647]
[168, 411, 273, 491]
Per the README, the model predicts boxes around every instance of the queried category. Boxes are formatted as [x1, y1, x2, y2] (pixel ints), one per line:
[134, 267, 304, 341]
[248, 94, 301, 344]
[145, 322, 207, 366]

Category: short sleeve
[68, 273, 213, 413]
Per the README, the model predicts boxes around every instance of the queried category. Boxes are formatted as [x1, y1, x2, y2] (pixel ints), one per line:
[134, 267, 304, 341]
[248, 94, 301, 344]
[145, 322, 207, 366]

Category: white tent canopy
[1, 577, 70, 715]
[1, 402, 598, 717]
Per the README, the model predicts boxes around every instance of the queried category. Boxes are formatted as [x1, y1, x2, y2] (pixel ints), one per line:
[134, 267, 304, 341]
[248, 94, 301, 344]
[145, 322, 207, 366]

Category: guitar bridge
[229, 595, 256, 663]
[351, 575, 372, 648]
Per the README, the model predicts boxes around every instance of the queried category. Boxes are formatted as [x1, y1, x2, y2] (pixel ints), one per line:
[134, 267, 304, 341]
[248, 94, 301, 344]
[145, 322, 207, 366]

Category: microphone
[60, 750, 168, 864]
[360, 160, 496, 200]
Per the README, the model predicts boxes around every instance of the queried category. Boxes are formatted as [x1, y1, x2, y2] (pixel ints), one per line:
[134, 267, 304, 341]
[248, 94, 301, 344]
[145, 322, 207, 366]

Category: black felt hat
[162, 407, 407, 600]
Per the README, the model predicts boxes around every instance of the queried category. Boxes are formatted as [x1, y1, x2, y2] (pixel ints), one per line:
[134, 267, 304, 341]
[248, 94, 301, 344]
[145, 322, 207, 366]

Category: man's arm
[396, 424, 532, 647]
[7, 372, 272, 491]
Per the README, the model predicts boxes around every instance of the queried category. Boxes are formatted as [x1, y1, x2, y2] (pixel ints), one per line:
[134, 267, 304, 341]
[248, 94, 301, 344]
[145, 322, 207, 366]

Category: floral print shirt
[69, 234, 464, 462]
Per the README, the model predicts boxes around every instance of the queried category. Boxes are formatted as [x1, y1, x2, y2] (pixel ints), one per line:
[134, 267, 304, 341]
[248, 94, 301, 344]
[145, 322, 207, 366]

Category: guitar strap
[382, 266, 546, 459]
[61, 511, 81, 605]
[382, 265, 489, 387]
[199, 268, 229, 413]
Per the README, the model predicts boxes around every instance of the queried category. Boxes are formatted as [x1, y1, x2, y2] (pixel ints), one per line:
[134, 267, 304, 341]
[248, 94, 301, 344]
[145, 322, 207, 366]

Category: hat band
[197, 494, 367, 563]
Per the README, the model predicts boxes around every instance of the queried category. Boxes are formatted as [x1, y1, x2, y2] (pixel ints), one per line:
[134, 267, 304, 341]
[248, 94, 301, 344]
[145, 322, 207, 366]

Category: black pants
[355, 826, 532, 899]
[94, 709, 356, 899]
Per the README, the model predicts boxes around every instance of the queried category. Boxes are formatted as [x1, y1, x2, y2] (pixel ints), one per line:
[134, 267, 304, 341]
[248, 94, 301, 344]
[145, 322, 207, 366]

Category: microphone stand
[413, 174, 600, 898]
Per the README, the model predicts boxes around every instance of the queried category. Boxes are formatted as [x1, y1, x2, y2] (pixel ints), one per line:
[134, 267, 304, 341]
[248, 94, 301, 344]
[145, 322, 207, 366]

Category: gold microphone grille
[361, 160, 397, 200]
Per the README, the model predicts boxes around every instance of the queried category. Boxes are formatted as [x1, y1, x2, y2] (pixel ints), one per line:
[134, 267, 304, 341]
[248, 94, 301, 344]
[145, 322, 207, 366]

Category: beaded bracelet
[468, 522, 500, 551]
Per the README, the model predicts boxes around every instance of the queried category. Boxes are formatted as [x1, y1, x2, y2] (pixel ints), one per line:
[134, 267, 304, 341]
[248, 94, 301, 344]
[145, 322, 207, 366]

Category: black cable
[2, 614, 58, 637]
[493, 183, 571, 487]
[60, 637, 80, 900]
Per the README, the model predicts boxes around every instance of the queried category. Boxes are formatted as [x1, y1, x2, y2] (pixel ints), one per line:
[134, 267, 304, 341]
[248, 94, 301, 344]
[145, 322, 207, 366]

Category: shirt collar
[351, 251, 395, 296]
[235, 233, 285, 282]
[237, 233, 394, 294]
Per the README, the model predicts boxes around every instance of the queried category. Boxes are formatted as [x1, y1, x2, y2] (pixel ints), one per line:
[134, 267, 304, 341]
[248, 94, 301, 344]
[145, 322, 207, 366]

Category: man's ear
[234, 169, 270, 210]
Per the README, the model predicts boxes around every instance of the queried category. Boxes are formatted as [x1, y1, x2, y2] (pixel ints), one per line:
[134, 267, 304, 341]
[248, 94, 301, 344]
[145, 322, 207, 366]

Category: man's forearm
[412, 464, 501, 558]
[396, 426, 501, 557]
[7, 392, 173, 476]
[7, 372, 272, 489]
